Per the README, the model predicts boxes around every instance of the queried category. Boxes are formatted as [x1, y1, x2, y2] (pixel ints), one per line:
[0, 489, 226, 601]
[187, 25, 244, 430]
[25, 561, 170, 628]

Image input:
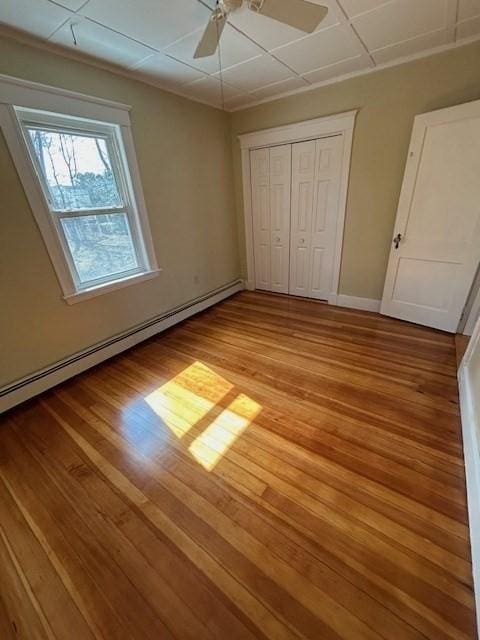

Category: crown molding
[228, 33, 480, 113]
[0, 24, 225, 113]
[1, 22, 480, 115]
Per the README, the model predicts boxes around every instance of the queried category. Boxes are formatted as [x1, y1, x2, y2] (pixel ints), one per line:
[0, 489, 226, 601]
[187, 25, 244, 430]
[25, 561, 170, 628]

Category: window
[0, 74, 159, 304]
[12, 107, 158, 301]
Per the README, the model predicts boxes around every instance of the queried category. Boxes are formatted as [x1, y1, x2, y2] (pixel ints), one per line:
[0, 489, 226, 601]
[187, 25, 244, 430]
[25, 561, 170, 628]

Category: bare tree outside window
[27, 128, 138, 283]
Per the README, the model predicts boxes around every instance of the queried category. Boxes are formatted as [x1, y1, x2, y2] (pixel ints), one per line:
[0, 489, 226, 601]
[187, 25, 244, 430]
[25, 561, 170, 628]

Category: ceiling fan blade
[250, 0, 328, 33]
[194, 13, 227, 59]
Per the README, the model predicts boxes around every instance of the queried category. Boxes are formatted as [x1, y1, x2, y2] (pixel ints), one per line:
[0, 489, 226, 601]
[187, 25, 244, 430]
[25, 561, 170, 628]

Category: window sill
[63, 268, 161, 305]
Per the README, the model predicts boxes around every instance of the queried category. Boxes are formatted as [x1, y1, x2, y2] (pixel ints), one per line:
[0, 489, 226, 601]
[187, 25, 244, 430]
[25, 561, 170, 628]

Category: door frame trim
[238, 110, 357, 300]
[458, 313, 480, 633]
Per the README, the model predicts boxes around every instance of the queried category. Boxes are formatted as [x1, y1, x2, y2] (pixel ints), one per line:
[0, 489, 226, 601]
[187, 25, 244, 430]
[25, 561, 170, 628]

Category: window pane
[27, 128, 122, 211]
[60, 213, 139, 284]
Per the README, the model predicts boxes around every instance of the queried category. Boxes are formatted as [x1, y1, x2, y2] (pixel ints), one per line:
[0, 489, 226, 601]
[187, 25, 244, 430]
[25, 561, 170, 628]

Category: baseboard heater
[0, 279, 244, 414]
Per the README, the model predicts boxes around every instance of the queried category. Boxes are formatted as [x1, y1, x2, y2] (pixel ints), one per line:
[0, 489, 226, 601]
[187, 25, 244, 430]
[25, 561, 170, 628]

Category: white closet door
[289, 136, 342, 299]
[289, 140, 315, 296]
[309, 136, 343, 299]
[269, 144, 291, 293]
[251, 148, 270, 290]
[251, 145, 291, 293]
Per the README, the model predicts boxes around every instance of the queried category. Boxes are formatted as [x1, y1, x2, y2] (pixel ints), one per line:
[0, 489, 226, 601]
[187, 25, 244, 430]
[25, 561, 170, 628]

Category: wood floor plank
[13, 407, 256, 640]
[139, 338, 468, 522]
[0, 291, 476, 639]
[0, 474, 95, 640]
[76, 363, 471, 581]
[46, 391, 419, 640]
[56, 386, 468, 640]
[78, 362, 469, 556]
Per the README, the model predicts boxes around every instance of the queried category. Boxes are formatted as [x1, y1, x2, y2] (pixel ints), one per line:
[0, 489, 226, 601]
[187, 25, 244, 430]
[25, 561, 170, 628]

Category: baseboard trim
[244, 279, 255, 291]
[0, 279, 244, 414]
[331, 294, 381, 313]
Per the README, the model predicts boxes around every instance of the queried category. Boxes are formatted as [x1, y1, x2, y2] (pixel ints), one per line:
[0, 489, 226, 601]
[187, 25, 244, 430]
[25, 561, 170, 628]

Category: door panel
[251, 148, 270, 290]
[313, 180, 329, 232]
[251, 145, 291, 294]
[392, 257, 458, 312]
[269, 145, 291, 293]
[310, 247, 325, 295]
[289, 136, 343, 299]
[309, 137, 343, 299]
[293, 246, 309, 290]
[381, 100, 480, 332]
[289, 140, 315, 297]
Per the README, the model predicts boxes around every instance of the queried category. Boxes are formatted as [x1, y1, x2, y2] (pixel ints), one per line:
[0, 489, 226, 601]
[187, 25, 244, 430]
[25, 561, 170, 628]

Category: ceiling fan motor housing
[221, 0, 245, 13]
[247, 0, 265, 12]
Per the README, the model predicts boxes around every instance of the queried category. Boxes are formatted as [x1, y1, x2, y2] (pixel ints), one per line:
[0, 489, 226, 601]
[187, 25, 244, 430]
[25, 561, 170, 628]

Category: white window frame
[0, 73, 160, 304]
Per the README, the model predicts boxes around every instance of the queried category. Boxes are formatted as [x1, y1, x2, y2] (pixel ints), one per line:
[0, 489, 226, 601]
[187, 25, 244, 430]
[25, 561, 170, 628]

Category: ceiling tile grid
[0, 0, 479, 110]
[0, 0, 73, 39]
[164, 23, 264, 75]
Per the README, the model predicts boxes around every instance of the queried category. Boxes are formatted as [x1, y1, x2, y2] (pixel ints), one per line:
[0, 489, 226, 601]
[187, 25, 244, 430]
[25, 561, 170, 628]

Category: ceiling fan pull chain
[216, 16, 225, 110]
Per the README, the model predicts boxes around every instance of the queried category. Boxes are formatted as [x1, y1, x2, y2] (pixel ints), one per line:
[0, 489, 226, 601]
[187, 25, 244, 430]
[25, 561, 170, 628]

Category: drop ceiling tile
[181, 76, 242, 107]
[458, 0, 480, 21]
[351, 0, 454, 51]
[272, 24, 363, 74]
[131, 53, 206, 87]
[214, 54, 294, 92]
[228, 0, 340, 51]
[50, 0, 87, 10]
[302, 54, 372, 83]
[50, 17, 154, 67]
[372, 28, 453, 64]
[338, 0, 390, 19]
[250, 76, 310, 100]
[0, 0, 71, 39]
[457, 15, 480, 38]
[164, 24, 263, 75]
[81, 0, 210, 50]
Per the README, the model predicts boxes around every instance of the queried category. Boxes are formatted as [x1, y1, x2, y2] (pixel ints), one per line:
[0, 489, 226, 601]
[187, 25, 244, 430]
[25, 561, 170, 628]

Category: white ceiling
[1, 0, 480, 110]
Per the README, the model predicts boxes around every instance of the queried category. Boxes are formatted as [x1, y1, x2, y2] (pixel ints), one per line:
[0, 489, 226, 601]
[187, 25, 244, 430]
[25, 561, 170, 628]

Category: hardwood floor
[456, 334, 470, 368]
[0, 290, 476, 640]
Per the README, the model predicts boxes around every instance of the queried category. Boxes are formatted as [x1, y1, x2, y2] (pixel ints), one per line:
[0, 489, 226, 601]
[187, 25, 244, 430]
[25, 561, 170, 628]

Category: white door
[289, 136, 343, 299]
[289, 140, 315, 297]
[251, 148, 270, 290]
[381, 100, 480, 332]
[251, 145, 291, 293]
[269, 145, 291, 293]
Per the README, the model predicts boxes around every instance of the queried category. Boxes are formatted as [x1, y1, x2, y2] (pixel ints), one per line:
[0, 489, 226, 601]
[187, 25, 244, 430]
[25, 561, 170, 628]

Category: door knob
[393, 233, 402, 249]
[276, 236, 280, 243]
[300, 238, 305, 244]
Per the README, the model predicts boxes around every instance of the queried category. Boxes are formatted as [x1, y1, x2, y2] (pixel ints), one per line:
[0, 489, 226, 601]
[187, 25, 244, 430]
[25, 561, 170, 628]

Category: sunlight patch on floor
[144, 361, 233, 437]
[143, 362, 261, 470]
[189, 393, 261, 471]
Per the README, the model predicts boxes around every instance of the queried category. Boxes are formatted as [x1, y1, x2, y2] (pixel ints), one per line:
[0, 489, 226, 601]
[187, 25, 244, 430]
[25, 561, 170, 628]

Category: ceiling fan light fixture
[211, 5, 227, 22]
[248, 0, 265, 13]
[222, 0, 244, 10]
[194, 0, 328, 59]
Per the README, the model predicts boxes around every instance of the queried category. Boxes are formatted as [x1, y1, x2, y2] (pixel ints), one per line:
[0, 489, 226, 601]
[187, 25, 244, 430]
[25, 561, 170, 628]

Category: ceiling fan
[194, 0, 328, 58]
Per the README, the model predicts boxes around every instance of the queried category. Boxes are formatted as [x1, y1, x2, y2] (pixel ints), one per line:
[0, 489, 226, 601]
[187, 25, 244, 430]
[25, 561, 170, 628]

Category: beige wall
[230, 40, 480, 301]
[0, 35, 240, 387]
[3, 34, 480, 388]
